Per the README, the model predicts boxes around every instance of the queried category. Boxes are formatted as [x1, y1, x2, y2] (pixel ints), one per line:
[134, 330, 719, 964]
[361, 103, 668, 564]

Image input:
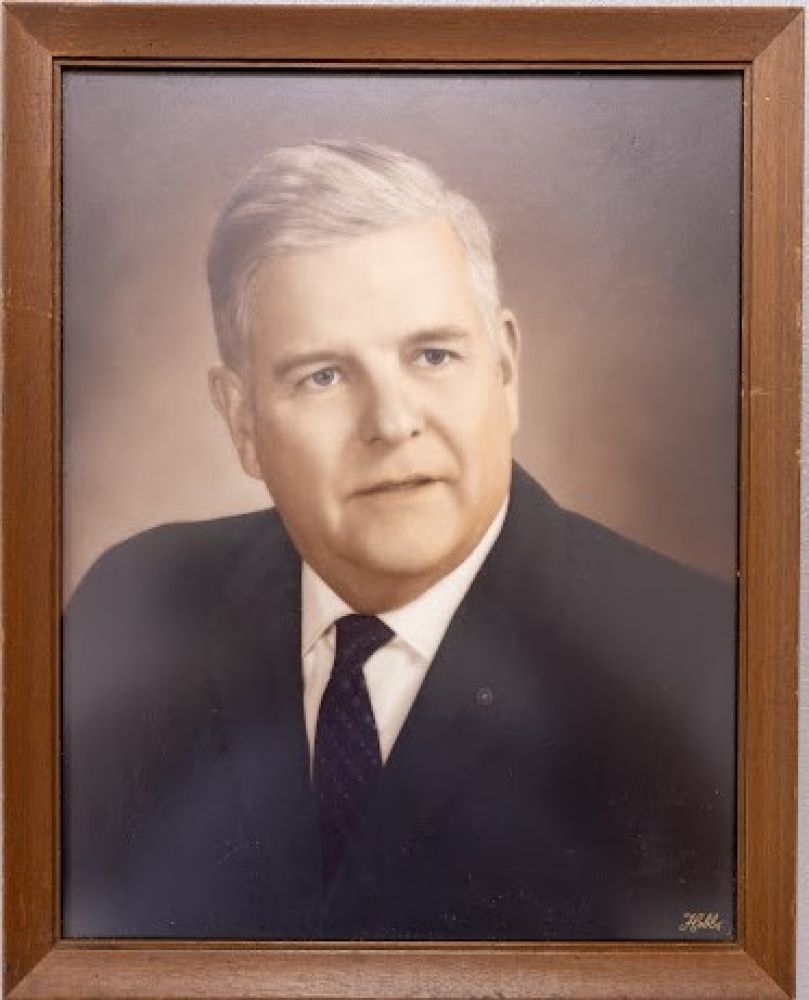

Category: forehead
[249, 217, 484, 353]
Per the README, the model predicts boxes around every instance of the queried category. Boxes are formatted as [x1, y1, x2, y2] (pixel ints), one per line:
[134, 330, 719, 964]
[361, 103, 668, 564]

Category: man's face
[211, 217, 519, 611]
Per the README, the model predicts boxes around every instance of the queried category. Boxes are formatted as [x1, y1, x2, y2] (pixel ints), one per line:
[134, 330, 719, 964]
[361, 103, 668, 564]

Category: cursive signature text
[679, 912, 723, 933]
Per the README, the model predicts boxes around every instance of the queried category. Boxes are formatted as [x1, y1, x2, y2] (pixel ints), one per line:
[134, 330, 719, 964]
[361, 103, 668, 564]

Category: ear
[208, 366, 264, 481]
[496, 309, 521, 434]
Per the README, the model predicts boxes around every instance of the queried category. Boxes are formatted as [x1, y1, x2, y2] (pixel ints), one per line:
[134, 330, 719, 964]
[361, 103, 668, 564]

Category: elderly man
[63, 142, 735, 942]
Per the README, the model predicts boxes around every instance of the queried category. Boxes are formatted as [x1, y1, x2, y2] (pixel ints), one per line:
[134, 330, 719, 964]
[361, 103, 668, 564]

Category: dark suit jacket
[62, 466, 736, 941]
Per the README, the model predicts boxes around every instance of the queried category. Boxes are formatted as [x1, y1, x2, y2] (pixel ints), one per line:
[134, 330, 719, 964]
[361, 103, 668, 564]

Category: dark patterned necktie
[313, 614, 394, 884]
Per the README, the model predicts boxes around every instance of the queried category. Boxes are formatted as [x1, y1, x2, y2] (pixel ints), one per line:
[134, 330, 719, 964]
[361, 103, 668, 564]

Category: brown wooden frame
[2, 4, 803, 998]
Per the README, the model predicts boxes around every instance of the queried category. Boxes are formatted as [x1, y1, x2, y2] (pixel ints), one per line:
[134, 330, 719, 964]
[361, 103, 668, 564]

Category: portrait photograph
[60, 69, 741, 944]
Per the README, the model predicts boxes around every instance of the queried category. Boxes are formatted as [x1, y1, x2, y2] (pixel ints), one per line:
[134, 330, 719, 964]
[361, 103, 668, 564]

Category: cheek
[432, 372, 511, 447]
[254, 407, 346, 496]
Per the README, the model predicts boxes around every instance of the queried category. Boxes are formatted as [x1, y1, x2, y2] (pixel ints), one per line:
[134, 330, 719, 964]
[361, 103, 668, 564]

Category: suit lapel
[322, 600, 512, 920]
[323, 467, 569, 924]
[203, 516, 322, 930]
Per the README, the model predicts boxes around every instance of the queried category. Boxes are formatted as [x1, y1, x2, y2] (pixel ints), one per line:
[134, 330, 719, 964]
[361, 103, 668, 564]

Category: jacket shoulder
[68, 508, 282, 615]
[502, 466, 736, 740]
[559, 502, 735, 658]
[63, 509, 291, 699]
[504, 465, 734, 628]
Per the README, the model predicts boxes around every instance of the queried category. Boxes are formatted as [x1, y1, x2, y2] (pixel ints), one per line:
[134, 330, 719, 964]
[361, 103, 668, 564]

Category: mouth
[353, 475, 442, 498]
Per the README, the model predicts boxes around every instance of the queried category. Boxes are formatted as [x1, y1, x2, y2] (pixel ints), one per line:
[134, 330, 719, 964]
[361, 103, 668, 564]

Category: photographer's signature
[679, 912, 723, 933]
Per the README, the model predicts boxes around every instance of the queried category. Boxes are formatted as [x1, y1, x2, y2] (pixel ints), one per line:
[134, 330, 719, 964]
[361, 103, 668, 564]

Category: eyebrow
[402, 325, 472, 347]
[271, 326, 473, 381]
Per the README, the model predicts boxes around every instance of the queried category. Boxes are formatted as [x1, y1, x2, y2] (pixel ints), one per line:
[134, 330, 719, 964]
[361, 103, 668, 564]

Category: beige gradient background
[62, 71, 742, 598]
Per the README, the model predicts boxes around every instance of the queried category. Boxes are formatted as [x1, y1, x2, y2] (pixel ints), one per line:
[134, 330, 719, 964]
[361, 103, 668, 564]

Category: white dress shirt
[301, 500, 508, 764]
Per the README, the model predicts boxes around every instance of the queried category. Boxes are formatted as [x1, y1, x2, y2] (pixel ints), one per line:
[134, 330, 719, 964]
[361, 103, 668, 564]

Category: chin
[348, 530, 462, 583]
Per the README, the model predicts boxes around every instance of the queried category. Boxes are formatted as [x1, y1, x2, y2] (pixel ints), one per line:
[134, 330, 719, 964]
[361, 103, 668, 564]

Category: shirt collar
[301, 498, 508, 661]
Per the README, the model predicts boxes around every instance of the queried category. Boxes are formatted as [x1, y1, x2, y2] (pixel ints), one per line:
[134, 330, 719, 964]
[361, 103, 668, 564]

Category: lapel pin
[476, 686, 494, 707]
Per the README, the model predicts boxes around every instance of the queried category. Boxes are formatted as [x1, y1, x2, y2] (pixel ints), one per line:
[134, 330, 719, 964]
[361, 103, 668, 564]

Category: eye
[302, 367, 342, 391]
[415, 348, 455, 368]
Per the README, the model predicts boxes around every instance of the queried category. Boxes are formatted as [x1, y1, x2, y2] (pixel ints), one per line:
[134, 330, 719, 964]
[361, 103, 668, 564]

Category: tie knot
[333, 614, 393, 674]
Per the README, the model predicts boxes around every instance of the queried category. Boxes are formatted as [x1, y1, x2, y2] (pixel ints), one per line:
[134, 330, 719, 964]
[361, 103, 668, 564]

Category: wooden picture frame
[2, 5, 802, 998]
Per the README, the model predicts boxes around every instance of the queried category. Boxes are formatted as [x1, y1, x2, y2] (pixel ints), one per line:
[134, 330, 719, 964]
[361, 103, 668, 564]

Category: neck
[323, 565, 454, 615]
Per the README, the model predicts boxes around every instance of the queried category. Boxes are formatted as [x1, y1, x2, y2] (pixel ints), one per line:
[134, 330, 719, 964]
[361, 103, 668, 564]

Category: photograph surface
[60, 70, 741, 942]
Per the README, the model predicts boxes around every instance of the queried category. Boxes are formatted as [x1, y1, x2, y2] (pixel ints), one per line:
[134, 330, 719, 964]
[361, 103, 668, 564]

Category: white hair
[207, 140, 502, 370]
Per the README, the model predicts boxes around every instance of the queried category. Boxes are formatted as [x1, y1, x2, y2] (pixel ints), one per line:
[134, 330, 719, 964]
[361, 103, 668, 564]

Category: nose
[358, 372, 424, 446]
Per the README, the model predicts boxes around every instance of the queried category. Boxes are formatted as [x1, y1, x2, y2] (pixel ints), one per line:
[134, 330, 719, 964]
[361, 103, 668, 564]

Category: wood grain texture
[743, 12, 804, 996]
[6, 3, 800, 63]
[734, 63, 754, 954]
[2, 6, 59, 993]
[5, 945, 791, 1000]
[1, 4, 802, 999]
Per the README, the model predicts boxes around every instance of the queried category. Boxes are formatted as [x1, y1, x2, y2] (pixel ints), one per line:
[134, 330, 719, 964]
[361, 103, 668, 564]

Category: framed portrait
[2, 5, 802, 999]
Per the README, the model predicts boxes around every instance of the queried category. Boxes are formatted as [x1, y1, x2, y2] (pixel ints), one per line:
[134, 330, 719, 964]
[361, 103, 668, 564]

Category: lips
[353, 475, 442, 497]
